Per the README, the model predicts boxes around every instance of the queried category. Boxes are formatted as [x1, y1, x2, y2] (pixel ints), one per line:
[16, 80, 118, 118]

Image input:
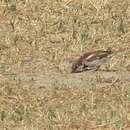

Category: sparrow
[71, 48, 113, 73]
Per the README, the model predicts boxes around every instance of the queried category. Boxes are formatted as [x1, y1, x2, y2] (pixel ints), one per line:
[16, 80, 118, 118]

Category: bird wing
[83, 51, 111, 62]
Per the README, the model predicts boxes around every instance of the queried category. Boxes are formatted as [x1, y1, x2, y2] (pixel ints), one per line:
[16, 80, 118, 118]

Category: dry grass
[0, 0, 130, 129]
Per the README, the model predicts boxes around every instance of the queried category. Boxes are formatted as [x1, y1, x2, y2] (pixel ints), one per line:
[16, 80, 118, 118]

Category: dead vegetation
[0, 0, 130, 129]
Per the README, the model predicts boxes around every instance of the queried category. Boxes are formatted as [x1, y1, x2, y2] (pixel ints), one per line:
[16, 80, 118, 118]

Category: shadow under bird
[72, 48, 113, 73]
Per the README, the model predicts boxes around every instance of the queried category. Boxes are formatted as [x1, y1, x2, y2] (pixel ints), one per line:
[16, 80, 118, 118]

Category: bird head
[71, 61, 84, 73]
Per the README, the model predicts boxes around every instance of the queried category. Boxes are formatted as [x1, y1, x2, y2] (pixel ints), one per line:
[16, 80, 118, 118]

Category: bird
[71, 47, 113, 73]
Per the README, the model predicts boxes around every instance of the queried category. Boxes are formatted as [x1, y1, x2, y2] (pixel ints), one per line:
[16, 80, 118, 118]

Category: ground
[0, 0, 130, 129]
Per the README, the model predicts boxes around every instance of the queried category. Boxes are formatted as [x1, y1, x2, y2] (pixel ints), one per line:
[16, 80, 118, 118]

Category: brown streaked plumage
[72, 48, 113, 73]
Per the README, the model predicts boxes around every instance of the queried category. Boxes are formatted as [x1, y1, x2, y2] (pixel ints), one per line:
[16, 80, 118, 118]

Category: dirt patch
[3, 70, 130, 89]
